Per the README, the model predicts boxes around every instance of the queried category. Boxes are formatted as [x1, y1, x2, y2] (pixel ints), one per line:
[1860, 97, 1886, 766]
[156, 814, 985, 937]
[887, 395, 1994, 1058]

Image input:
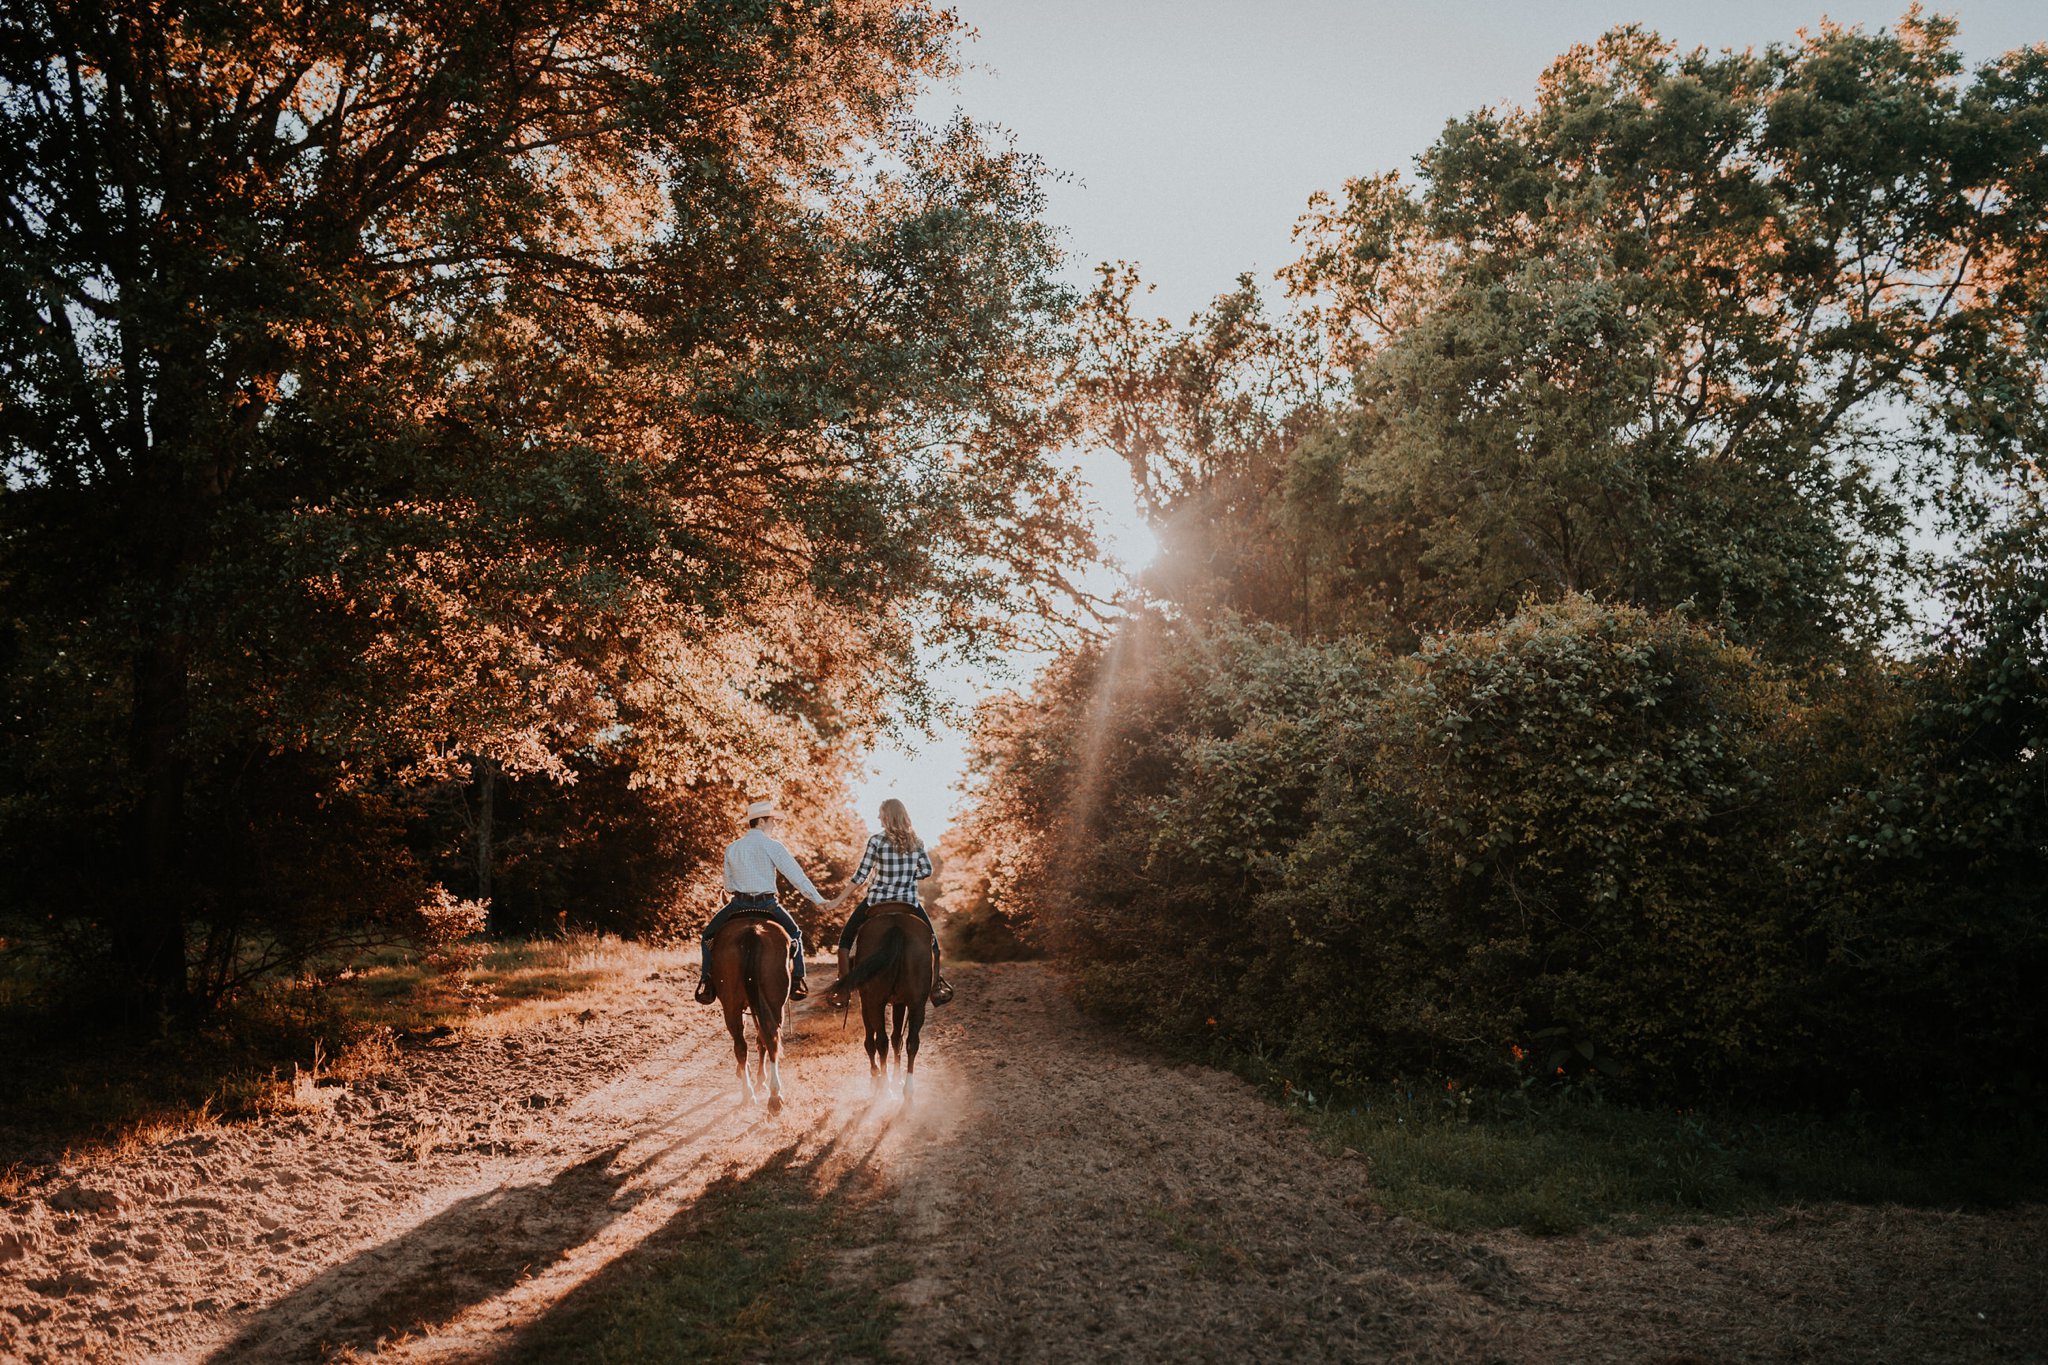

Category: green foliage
[1077, 17, 2048, 660]
[958, 11, 2048, 1126]
[963, 597, 2046, 1112]
[1787, 551, 2048, 1110]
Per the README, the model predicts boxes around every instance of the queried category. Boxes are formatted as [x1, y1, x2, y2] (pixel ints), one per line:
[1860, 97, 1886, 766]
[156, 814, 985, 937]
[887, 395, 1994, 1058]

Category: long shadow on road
[206, 1144, 637, 1362]
[492, 1128, 904, 1365]
[202, 1013, 914, 1363]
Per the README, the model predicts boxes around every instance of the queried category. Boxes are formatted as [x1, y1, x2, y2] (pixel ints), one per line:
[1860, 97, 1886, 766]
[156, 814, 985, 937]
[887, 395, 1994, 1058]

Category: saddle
[865, 901, 923, 921]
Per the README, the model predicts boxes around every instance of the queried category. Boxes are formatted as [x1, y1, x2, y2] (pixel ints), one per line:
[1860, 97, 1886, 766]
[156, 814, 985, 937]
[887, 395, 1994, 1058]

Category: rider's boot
[827, 947, 851, 1008]
[694, 938, 717, 1004]
[789, 945, 810, 1000]
[932, 943, 955, 1006]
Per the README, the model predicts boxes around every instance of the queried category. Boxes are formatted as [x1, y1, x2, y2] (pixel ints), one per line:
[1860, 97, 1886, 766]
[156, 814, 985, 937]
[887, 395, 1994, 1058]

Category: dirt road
[2, 962, 2043, 1363]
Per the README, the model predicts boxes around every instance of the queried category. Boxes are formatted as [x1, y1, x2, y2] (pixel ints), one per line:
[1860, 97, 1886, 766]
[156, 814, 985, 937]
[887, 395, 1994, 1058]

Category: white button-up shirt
[722, 827, 825, 904]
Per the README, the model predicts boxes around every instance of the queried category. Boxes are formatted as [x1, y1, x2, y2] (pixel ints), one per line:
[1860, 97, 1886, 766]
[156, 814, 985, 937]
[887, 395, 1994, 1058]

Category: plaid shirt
[854, 833, 933, 908]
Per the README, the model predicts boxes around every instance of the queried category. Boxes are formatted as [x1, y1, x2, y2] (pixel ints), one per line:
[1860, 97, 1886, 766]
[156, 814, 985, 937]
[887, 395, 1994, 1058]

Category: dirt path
[2, 962, 2043, 1364]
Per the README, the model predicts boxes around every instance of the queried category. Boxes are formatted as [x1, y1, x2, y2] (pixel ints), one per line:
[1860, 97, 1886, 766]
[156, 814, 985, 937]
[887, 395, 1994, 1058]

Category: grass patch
[502, 1143, 910, 1364]
[322, 933, 685, 1038]
[0, 931, 688, 1163]
[1279, 1079, 2048, 1236]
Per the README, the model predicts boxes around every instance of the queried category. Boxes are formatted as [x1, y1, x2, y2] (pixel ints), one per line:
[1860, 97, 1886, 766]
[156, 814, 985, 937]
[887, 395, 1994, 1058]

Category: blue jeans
[701, 894, 806, 980]
[838, 899, 934, 952]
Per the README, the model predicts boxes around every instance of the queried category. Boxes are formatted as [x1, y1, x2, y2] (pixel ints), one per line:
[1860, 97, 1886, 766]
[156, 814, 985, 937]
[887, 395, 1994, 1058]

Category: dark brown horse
[825, 904, 934, 1100]
[707, 916, 791, 1112]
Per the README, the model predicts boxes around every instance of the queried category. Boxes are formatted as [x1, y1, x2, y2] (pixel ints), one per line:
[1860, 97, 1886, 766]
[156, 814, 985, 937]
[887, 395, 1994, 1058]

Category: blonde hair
[879, 799, 919, 854]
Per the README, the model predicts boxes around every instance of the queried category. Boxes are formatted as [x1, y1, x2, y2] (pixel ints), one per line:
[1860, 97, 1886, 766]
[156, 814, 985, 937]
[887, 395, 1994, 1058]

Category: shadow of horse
[205, 1144, 637, 1362]
[492, 1129, 894, 1364]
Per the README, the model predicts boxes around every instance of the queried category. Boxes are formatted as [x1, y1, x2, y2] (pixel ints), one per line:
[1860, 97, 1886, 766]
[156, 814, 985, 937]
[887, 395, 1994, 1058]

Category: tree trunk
[473, 755, 497, 902]
[116, 639, 191, 1008]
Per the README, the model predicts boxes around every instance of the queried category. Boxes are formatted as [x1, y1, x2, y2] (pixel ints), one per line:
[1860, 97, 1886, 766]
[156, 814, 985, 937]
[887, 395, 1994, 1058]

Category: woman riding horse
[828, 799, 953, 1007]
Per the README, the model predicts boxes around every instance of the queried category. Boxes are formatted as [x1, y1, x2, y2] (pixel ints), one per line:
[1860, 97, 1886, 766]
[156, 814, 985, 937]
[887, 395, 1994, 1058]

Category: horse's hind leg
[759, 1019, 783, 1115]
[724, 1003, 753, 1104]
[863, 1000, 887, 1093]
[890, 1004, 906, 1078]
[903, 1002, 924, 1102]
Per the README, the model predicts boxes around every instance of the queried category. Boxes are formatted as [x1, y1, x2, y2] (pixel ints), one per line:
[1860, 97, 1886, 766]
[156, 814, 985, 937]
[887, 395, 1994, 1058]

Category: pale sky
[848, 0, 2047, 837]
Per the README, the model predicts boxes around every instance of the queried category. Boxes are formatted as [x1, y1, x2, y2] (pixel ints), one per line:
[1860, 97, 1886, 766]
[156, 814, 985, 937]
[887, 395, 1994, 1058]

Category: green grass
[1284, 1082, 2047, 1236]
[501, 1143, 910, 1364]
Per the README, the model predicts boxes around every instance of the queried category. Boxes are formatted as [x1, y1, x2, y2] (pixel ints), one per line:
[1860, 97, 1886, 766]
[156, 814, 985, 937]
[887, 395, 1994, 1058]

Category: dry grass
[325, 933, 691, 1038]
[0, 932, 694, 1166]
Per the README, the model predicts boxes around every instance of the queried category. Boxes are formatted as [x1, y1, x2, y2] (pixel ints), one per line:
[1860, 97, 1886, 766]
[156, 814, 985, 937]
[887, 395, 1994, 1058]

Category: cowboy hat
[745, 797, 777, 821]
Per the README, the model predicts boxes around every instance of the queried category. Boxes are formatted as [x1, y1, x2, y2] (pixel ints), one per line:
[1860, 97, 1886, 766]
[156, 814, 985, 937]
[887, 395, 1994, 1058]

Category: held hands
[825, 873, 873, 912]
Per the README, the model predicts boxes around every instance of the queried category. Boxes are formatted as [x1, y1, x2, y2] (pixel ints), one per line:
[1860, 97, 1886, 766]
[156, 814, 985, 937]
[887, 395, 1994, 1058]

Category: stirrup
[790, 978, 809, 1000]
[693, 976, 716, 1005]
[932, 976, 955, 1006]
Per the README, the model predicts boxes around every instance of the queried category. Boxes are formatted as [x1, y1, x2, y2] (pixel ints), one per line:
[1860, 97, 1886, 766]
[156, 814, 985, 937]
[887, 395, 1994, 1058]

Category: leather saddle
[865, 900, 923, 921]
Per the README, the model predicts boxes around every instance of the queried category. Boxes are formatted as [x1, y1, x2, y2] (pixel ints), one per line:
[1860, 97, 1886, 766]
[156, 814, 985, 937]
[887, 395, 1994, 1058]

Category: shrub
[961, 594, 2047, 1112]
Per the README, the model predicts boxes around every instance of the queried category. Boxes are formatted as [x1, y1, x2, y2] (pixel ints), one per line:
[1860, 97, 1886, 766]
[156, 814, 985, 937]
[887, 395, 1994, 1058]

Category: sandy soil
[1, 962, 2042, 1364]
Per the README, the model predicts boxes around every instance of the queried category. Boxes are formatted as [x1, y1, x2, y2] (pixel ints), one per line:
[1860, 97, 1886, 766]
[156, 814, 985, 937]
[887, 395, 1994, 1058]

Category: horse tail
[827, 924, 905, 997]
[738, 927, 780, 1031]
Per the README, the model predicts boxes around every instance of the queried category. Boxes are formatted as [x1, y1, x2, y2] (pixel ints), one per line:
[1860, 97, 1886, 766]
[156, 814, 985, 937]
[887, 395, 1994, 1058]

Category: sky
[847, 0, 2047, 837]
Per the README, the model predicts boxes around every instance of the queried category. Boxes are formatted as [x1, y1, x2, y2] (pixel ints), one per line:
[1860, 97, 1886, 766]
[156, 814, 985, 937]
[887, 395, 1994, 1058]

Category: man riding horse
[695, 797, 847, 1005]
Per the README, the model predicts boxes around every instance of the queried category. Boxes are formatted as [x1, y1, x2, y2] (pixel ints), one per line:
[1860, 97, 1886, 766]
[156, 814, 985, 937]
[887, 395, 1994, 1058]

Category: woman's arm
[824, 869, 873, 911]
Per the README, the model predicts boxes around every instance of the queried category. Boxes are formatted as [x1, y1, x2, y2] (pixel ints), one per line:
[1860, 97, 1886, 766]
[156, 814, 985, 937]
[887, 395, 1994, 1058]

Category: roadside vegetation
[1262, 1069, 2046, 1236]
[0, 0, 1092, 1032]
[949, 11, 2048, 1205]
[0, 933, 687, 1162]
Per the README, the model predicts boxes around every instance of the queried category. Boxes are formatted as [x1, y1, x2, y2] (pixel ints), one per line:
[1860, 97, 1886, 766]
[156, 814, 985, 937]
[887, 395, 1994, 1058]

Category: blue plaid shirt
[854, 833, 934, 908]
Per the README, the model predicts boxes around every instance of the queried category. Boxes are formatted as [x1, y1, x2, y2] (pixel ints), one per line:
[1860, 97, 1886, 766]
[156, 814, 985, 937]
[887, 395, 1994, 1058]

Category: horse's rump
[851, 914, 933, 1006]
[712, 918, 789, 1023]
[739, 925, 778, 1030]
[832, 923, 905, 996]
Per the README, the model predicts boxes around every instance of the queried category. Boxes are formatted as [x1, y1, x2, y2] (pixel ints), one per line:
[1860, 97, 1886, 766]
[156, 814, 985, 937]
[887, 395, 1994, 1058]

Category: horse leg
[760, 1016, 783, 1115]
[890, 1003, 906, 1078]
[863, 996, 886, 1093]
[903, 1001, 924, 1102]
[724, 1000, 753, 1104]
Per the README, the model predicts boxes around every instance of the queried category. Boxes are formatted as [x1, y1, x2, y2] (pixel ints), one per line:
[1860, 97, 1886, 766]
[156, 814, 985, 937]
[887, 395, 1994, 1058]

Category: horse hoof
[766, 1094, 784, 1116]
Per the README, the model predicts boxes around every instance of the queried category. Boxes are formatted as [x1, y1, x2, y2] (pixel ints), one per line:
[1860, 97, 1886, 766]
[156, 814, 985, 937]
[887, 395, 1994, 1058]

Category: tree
[1283, 15, 2048, 656]
[0, 0, 1093, 1006]
[1068, 264, 1336, 630]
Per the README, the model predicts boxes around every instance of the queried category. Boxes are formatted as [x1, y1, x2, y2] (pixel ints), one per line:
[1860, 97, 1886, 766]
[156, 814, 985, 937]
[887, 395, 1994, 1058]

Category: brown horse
[708, 916, 791, 1113]
[826, 904, 934, 1101]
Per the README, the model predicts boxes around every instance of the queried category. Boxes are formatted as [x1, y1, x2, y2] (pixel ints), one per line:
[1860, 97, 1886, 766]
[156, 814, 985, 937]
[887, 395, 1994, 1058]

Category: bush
[961, 595, 2047, 1112]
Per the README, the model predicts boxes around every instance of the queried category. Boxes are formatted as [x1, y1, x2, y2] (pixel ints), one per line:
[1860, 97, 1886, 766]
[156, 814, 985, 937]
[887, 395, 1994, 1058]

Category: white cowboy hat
[745, 797, 778, 821]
